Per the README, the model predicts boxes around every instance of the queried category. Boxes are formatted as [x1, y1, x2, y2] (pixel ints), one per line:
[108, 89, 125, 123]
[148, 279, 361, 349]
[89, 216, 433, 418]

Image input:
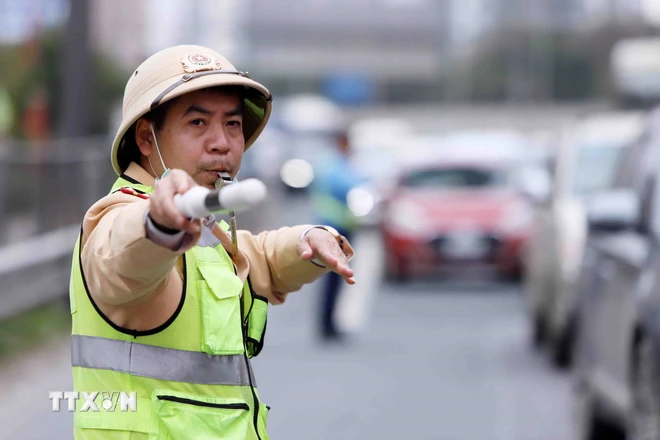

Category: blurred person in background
[69, 45, 356, 440]
[311, 126, 366, 342]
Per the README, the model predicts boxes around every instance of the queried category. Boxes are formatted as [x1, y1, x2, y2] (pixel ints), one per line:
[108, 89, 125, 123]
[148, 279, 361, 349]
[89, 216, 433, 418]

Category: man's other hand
[297, 228, 356, 285]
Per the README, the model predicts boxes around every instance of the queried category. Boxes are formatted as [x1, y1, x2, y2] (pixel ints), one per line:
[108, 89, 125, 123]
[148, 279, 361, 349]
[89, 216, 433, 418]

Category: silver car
[523, 112, 645, 368]
[573, 107, 660, 440]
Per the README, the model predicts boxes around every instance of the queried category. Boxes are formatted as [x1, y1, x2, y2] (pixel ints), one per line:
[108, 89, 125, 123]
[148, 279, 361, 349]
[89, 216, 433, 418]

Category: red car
[380, 159, 533, 282]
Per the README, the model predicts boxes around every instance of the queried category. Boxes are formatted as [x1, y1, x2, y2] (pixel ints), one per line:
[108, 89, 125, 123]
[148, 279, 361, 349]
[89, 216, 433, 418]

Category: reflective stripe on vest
[72, 334, 255, 386]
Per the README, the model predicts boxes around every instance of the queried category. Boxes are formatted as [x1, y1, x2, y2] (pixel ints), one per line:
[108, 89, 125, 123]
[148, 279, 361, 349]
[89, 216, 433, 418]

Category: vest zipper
[244, 352, 264, 440]
[157, 395, 249, 411]
[240, 279, 264, 440]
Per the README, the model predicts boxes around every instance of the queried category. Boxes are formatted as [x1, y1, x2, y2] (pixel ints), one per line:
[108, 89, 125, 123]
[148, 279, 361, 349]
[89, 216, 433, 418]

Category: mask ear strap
[147, 155, 159, 179]
[150, 123, 170, 179]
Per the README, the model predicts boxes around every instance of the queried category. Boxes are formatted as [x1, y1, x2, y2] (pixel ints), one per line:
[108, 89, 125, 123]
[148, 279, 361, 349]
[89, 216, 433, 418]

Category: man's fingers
[321, 253, 338, 267]
[297, 239, 314, 260]
[300, 229, 357, 284]
[150, 170, 202, 234]
[173, 172, 197, 193]
[335, 260, 356, 285]
[159, 203, 199, 233]
[316, 249, 355, 283]
[182, 219, 201, 234]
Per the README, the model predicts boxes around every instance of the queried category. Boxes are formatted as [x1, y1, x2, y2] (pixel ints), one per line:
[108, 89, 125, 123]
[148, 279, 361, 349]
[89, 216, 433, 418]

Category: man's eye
[190, 119, 206, 126]
[227, 120, 242, 128]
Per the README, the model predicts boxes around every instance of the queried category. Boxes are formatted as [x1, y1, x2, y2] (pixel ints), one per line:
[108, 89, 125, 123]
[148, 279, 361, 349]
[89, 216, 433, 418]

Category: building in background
[242, 0, 448, 102]
[91, 0, 246, 70]
[8, 0, 660, 106]
[90, 0, 148, 68]
[582, 0, 647, 26]
[145, 0, 247, 65]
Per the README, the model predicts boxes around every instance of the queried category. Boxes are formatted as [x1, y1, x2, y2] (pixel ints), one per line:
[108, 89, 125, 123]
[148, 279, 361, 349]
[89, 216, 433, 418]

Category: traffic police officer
[69, 45, 355, 439]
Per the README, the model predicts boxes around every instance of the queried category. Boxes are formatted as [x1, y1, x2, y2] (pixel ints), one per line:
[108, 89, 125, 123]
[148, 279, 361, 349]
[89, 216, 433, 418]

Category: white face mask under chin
[149, 123, 170, 181]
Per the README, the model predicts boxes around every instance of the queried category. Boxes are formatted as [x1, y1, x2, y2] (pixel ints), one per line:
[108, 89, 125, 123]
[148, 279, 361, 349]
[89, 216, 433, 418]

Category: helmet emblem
[181, 53, 222, 73]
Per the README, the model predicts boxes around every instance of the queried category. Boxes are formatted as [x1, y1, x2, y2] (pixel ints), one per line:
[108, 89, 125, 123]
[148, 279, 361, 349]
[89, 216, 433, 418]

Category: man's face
[153, 89, 245, 189]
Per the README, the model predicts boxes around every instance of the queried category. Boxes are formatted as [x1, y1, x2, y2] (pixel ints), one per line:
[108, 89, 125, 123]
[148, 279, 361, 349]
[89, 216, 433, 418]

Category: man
[311, 129, 365, 341]
[69, 45, 355, 440]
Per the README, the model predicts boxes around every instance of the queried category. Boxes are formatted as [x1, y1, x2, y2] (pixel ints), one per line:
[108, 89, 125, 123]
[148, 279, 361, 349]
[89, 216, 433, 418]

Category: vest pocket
[151, 390, 250, 440]
[75, 397, 154, 434]
[198, 262, 245, 355]
[246, 295, 268, 358]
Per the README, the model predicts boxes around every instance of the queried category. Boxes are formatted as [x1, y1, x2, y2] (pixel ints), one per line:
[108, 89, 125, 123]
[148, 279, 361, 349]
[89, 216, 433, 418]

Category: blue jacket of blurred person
[310, 131, 366, 236]
[311, 130, 366, 341]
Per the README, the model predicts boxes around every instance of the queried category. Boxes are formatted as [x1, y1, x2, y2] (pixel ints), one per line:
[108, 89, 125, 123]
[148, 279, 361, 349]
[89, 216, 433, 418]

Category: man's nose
[207, 128, 231, 154]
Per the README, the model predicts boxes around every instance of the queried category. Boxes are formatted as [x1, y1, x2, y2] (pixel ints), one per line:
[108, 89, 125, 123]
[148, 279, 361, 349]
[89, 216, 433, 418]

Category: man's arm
[81, 193, 201, 306]
[238, 225, 355, 304]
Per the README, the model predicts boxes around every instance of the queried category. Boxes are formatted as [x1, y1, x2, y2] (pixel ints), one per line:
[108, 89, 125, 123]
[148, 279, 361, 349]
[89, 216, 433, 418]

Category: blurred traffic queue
[511, 94, 660, 439]
[523, 111, 646, 368]
[570, 107, 660, 440]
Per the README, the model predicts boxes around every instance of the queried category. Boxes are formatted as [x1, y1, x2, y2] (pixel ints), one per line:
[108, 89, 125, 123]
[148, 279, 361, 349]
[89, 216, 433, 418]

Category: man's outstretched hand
[297, 228, 355, 285]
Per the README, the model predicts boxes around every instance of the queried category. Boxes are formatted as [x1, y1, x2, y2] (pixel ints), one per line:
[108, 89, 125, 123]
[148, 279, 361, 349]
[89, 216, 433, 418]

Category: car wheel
[549, 314, 577, 370]
[574, 374, 625, 440]
[573, 319, 625, 440]
[628, 336, 660, 440]
[531, 312, 547, 349]
[389, 264, 409, 284]
[498, 268, 522, 284]
[385, 254, 409, 283]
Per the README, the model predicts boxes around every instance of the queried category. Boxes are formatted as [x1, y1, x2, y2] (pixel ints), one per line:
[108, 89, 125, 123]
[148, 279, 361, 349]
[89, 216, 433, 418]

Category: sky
[0, 0, 68, 43]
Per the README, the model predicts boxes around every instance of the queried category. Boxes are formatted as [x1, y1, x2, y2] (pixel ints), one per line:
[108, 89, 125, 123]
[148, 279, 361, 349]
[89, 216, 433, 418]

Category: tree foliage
[0, 27, 127, 139]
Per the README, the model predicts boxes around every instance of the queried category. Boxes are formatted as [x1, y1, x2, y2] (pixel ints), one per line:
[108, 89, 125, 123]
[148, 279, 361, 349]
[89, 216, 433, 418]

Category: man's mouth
[206, 169, 233, 189]
[205, 168, 230, 176]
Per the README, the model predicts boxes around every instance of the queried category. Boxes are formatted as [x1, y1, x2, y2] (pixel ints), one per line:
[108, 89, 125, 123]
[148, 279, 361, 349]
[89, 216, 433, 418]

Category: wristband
[148, 214, 181, 235]
[300, 225, 354, 267]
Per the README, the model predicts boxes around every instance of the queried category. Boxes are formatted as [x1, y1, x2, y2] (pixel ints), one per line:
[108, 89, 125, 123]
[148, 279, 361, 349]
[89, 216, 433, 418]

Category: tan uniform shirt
[81, 162, 340, 331]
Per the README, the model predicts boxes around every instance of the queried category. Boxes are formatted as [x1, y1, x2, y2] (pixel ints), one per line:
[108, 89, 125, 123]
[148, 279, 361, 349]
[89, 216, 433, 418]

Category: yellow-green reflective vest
[69, 176, 269, 440]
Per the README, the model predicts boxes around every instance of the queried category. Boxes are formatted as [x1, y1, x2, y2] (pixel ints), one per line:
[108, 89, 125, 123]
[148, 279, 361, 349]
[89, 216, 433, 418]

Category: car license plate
[440, 231, 489, 260]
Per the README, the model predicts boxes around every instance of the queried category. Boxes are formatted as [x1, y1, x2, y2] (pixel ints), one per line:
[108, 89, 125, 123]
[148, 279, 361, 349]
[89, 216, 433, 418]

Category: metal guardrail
[0, 137, 115, 320]
[0, 224, 79, 320]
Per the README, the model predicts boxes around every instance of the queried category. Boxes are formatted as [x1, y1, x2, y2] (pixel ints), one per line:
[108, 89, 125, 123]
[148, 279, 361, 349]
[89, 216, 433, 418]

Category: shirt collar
[123, 162, 157, 187]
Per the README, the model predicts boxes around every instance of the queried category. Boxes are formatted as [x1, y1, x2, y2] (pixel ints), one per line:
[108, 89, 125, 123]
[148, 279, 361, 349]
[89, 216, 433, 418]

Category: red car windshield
[402, 167, 508, 189]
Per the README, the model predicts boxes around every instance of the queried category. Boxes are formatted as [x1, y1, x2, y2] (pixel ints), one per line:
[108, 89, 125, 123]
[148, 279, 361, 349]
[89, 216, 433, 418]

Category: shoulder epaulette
[115, 187, 150, 200]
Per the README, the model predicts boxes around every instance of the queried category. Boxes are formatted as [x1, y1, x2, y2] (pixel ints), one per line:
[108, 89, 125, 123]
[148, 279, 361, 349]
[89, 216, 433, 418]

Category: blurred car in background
[523, 112, 645, 368]
[379, 146, 535, 282]
[572, 113, 660, 440]
[422, 130, 544, 166]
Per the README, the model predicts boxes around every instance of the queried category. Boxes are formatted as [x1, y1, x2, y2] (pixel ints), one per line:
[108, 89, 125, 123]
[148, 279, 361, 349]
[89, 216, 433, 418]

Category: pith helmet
[111, 45, 272, 175]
